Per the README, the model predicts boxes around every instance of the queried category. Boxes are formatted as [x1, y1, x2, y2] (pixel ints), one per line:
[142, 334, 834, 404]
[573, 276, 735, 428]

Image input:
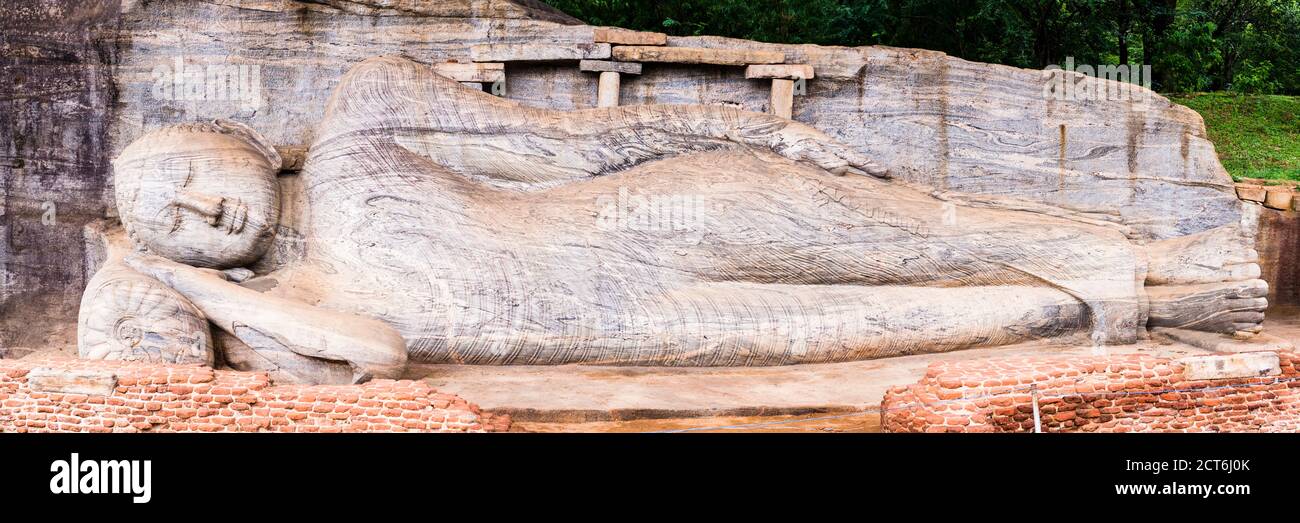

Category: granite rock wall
[1, 1, 122, 350]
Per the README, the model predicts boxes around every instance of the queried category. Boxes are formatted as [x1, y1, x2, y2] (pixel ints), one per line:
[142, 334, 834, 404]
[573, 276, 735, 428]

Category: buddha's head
[114, 120, 281, 269]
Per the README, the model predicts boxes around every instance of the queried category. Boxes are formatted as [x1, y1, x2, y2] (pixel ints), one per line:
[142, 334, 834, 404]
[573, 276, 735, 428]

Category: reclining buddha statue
[78, 56, 1268, 384]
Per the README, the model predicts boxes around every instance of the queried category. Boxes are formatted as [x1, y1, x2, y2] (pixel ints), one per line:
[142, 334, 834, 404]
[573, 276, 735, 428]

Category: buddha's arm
[562, 104, 890, 178]
[396, 102, 889, 184]
[392, 80, 882, 184]
[330, 57, 886, 183]
[124, 254, 407, 383]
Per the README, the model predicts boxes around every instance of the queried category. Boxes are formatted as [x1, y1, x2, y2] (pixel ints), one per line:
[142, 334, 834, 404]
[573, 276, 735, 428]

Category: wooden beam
[611, 46, 784, 66]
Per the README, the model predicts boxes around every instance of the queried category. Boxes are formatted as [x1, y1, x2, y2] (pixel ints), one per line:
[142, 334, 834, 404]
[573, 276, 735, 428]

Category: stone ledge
[1235, 182, 1299, 211]
[579, 59, 642, 75]
[745, 64, 814, 79]
[1180, 352, 1280, 381]
[27, 368, 117, 396]
[612, 45, 784, 65]
[593, 27, 666, 46]
[1153, 327, 1294, 353]
[470, 43, 611, 62]
[1236, 184, 1266, 203]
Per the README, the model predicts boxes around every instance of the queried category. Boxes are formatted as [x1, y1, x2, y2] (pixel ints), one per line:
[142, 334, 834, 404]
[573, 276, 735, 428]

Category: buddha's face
[115, 124, 280, 268]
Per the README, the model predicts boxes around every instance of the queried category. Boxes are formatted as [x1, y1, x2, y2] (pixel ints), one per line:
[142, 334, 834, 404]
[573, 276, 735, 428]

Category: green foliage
[1169, 93, 1300, 181]
[1155, 16, 1220, 92]
[1232, 60, 1281, 94]
[548, 0, 1300, 95]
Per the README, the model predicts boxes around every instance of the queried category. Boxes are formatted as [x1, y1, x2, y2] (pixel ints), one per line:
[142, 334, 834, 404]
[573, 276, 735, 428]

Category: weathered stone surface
[1255, 206, 1300, 305]
[579, 59, 642, 74]
[224, 0, 582, 22]
[275, 145, 310, 171]
[1144, 214, 1261, 286]
[745, 64, 814, 79]
[0, 1, 120, 350]
[612, 45, 785, 65]
[593, 26, 666, 45]
[1181, 351, 1281, 380]
[471, 42, 611, 62]
[27, 367, 118, 396]
[1265, 187, 1293, 210]
[432, 62, 505, 83]
[1237, 184, 1267, 202]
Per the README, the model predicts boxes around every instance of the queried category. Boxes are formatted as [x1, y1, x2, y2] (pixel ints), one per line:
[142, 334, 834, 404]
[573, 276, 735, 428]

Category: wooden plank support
[596, 71, 621, 108]
[432, 62, 505, 83]
[770, 78, 795, 119]
[611, 46, 784, 66]
[471, 43, 611, 62]
[593, 27, 667, 46]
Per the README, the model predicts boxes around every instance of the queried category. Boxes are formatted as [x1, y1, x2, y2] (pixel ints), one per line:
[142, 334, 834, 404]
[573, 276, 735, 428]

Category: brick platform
[0, 357, 510, 433]
[881, 351, 1300, 433]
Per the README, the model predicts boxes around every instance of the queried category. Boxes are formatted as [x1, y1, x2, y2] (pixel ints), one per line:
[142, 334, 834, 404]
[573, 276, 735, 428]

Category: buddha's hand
[734, 114, 889, 178]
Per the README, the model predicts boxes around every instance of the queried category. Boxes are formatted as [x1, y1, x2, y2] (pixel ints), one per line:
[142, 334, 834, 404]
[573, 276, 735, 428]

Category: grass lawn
[1168, 92, 1300, 183]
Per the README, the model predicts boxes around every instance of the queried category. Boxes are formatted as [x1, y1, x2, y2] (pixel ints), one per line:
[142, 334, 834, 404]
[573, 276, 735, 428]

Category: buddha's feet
[1146, 279, 1268, 336]
[1143, 223, 1267, 337]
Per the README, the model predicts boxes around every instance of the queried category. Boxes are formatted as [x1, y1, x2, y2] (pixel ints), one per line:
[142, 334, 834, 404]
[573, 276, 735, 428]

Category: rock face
[1254, 205, 1300, 306]
[89, 54, 1265, 380]
[0, 1, 122, 349]
[3, 0, 1249, 356]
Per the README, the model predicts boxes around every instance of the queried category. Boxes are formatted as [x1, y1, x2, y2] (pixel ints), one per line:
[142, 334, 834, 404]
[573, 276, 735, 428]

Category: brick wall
[881, 352, 1300, 433]
[0, 357, 510, 433]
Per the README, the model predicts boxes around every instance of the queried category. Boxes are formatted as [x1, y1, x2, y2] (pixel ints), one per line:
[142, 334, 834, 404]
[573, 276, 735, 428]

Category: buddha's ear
[211, 119, 283, 170]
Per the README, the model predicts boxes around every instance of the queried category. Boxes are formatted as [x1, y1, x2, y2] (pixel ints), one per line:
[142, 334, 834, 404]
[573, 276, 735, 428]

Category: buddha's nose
[175, 190, 225, 225]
